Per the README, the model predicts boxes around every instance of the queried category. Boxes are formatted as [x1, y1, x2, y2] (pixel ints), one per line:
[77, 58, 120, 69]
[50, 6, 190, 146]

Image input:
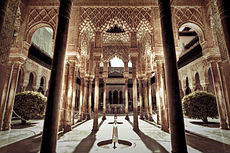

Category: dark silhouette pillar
[158, 0, 188, 153]
[40, 0, 72, 153]
[217, 0, 230, 56]
[0, 0, 8, 31]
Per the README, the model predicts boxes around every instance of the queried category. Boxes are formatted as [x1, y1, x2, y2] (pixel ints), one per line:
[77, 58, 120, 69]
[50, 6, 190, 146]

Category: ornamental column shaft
[87, 78, 93, 119]
[82, 78, 88, 119]
[124, 61, 129, 120]
[2, 63, 21, 131]
[131, 57, 139, 131]
[78, 78, 84, 121]
[138, 79, 144, 119]
[92, 58, 100, 132]
[217, 0, 230, 57]
[143, 78, 149, 119]
[102, 79, 107, 120]
[71, 65, 77, 125]
[0, 64, 12, 130]
[148, 77, 154, 121]
[40, 1, 72, 152]
[158, 0, 187, 152]
[210, 62, 228, 129]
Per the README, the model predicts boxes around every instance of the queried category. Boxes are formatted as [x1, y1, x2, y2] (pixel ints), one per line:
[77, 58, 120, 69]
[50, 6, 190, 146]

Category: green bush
[14, 91, 47, 124]
[182, 90, 218, 123]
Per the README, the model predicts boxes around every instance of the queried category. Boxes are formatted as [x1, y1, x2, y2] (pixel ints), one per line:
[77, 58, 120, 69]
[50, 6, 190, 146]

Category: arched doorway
[113, 90, 118, 104]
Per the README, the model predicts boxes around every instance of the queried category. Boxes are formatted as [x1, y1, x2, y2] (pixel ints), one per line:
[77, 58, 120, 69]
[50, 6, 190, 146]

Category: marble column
[218, 62, 230, 128]
[148, 77, 154, 121]
[159, 62, 169, 132]
[2, 63, 21, 131]
[0, 64, 12, 130]
[154, 67, 161, 125]
[138, 79, 144, 119]
[143, 78, 149, 120]
[125, 78, 129, 120]
[64, 62, 74, 132]
[217, 0, 230, 56]
[102, 78, 107, 120]
[82, 78, 88, 119]
[78, 78, 84, 121]
[40, 1, 72, 152]
[87, 78, 93, 120]
[210, 62, 228, 129]
[124, 61, 129, 120]
[131, 57, 139, 131]
[92, 58, 100, 132]
[0, 0, 8, 31]
[158, 0, 187, 152]
[71, 65, 77, 125]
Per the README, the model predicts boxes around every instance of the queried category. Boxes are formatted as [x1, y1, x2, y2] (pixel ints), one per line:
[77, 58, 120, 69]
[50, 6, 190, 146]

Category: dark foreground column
[40, 1, 72, 153]
[217, 0, 230, 56]
[158, 0, 188, 153]
[0, 0, 8, 31]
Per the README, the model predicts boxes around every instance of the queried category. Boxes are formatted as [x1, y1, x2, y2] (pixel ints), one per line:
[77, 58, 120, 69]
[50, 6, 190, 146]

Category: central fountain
[97, 114, 132, 149]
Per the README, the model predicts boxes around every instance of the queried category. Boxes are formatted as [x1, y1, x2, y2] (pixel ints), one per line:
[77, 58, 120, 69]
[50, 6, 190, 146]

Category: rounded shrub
[182, 90, 218, 123]
[14, 91, 47, 124]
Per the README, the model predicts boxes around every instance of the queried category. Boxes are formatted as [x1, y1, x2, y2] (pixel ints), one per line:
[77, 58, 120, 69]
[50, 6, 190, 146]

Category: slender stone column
[131, 57, 139, 131]
[0, 64, 12, 130]
[40, 1, 72, 152]
[63, 61, 75, 132]
[71, 65, 77, 125]
[0, 0, 8, 31]
[78, 78, 84, 121]
[143, 78, 149, 119]
[92, 58, 100, 132]
[102, 78, 107, 120]
[210, 62, 228, 129]
[82, 78, 88, 119]
[87, 78, 93, 120]
[138, 79, 144, 119]
[158, 0, 187, 152]
[218, 62, 230, 128]
[148, 77, 154, 121]
[2, 63, 21, 130]
[154, 67, 161, 124]
[159, 62, 169, 132]
[217, 0, 230, 56]
[125, 78, 129, 120]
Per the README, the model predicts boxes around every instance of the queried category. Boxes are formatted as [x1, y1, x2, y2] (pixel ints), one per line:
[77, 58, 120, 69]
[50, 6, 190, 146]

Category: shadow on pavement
[186, 130, 230, 153]
[0, 133, 42, 153]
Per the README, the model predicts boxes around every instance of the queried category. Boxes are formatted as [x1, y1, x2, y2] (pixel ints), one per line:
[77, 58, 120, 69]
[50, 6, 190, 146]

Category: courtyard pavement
[0, 114, 230, 153]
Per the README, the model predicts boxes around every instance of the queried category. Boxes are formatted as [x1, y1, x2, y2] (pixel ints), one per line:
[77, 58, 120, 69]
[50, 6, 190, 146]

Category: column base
[133, 127, 139, 132]
[149, 116, 154, 122]
[145, 114, 149, 120]
[92, 126, 98, 132]
[140, 115, 144, 120]
[102, 115, 106, 120]
[220, 123, 229, 130]
[161, 126, 169, 133]
[2, 123, 10, 131]
[125, 115, 129, 120]
[86, 115, 91, 120]
[64, 125, 72, 133]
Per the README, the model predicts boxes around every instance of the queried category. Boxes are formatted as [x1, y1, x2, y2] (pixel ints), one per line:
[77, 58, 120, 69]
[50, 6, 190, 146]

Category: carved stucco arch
[178, 22, 206, 47]
[25, 22, 55, 45]
[102, 46, 129, 63]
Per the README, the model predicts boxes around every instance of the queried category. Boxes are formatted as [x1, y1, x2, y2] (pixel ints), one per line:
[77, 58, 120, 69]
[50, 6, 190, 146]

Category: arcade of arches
[0, 0, 230, 153]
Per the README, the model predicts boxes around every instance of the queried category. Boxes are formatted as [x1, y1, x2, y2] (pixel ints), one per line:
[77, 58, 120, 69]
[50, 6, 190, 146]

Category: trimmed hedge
[182, 90, 218, 123]
[14, 91, 47, 124]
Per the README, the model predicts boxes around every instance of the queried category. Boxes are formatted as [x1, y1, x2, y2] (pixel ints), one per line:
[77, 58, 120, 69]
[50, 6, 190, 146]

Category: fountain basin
[97, 139, 132, 149]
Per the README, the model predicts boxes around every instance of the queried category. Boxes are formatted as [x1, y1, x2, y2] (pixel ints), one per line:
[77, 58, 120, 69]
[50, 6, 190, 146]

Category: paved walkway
[0, 115, 230, 153]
